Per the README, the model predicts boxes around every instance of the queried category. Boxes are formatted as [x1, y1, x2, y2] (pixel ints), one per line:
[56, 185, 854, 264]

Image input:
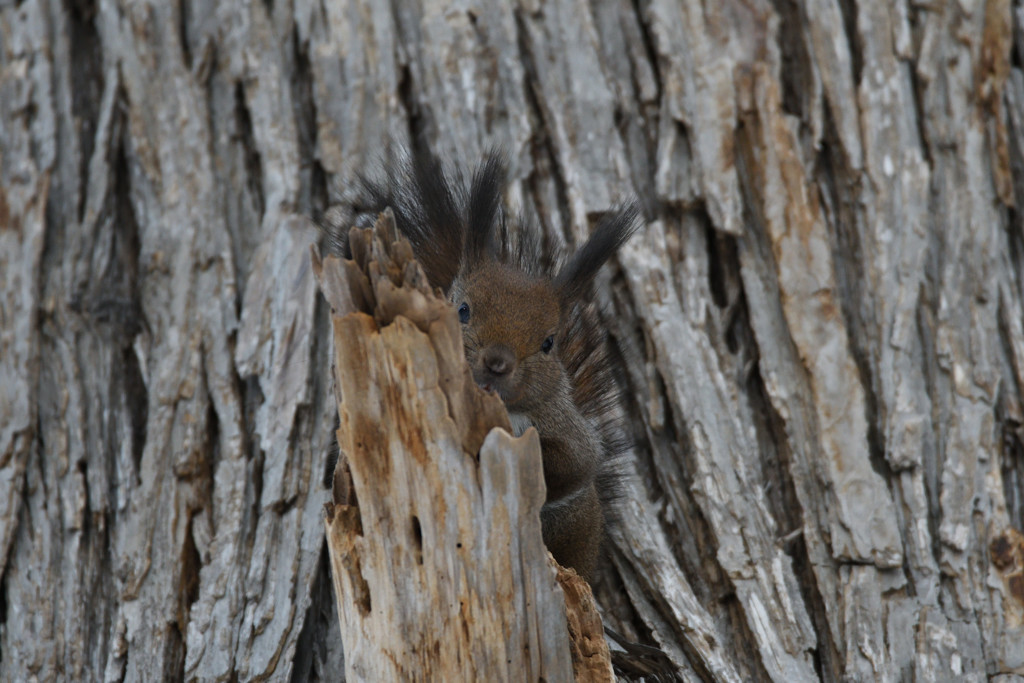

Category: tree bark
[2, 0, 1023, 681]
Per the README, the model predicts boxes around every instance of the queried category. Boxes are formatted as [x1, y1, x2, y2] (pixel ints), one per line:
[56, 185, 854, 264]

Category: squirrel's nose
[482, 346, 515, 376]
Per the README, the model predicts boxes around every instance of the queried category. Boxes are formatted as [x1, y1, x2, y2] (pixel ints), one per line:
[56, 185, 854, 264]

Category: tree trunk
[2, 0, 1022, 681]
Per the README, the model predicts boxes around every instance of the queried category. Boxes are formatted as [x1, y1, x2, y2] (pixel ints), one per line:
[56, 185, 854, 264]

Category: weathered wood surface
[1, 0, 1022, 680]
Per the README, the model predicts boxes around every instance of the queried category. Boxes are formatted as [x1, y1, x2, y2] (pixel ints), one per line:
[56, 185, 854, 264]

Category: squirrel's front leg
[538, 438, 604, 581]
[533, 407, 605, 580]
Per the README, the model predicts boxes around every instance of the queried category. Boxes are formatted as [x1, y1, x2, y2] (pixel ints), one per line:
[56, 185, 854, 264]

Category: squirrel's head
[360, 148, 639, 411]
[447, 262, 562, 411]
[447, 175, 639, 412]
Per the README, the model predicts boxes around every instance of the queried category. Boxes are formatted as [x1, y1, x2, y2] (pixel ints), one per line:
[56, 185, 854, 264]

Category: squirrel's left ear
[554, 202, 641, 303]
[464, 150, 509, 263]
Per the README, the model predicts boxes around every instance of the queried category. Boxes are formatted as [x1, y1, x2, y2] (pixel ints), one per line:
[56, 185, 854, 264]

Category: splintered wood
[314, 211, 608, 682]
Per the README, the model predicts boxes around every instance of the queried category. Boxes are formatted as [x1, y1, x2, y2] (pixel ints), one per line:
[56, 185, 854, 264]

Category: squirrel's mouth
[473, 372, 518, 405]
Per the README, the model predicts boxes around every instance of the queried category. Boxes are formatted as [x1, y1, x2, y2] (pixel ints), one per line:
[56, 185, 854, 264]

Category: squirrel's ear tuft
[358, 147, 466, 291]
[407, 146, 466, 260]
[555, 202, 641, 303]
[464, 150, 509, 263]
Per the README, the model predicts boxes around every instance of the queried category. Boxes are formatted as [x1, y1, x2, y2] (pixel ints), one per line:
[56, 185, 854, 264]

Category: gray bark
[1, 0, 1022, 680]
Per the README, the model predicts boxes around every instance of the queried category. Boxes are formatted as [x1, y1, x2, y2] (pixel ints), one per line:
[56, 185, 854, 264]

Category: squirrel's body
[333, 149, 638, 579]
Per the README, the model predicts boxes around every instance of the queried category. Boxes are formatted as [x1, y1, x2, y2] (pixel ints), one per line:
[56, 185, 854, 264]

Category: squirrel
[323, 148, 639, 580]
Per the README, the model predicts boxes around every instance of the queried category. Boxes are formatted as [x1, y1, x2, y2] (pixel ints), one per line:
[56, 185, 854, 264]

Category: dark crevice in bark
[1013, 2, 1023, 68]
[85, 118, 141, 337]
[1003, 160, 1024, 531]
[388, 0, 424, 143]
[398, 63, 428, 153]
[240, 371, 267, 593]
[180, 511, 203, 634]
[702, 216, 752, 364]
[722, 291, 748, 358]
[66, 0, 102, 224]
[164, 612, 187, 683]
[790, 536, 834, 680]
[605, 284, 727, 671]
[299, 50, 328, 220]
[770, 0, 815, 121]
[605, 287, 656, 486]
[835, 0, 863, 89]
[107, 121, 148, 480]
[615, 546, 714, 680]
[645, 388, 772, 683]
[702, 215, 746, 357]
[123, 343, 148, 486]
[605, 615, 679, 679]
[290, 23, 325, 218]
[1005, 83, 1024, 305]
[914, 129, 945, 572]
[387, 0, 428, 151]
[625, 0, 664, 217]
[814, 113, 897, 489]
[201, 370, 221, 488]
[592, 542, 643, 629]
[243, 375, 265, 460]
[904, 3, 935, 189]
[712, 232, 813, 683]
[747, 364, 841, 681]
[322, 415, 341, 490]
[996, 279, 1024, 530]
[816, 110, 864, 355]
[997, 386, 1024, 531]
[895, 60, 929, 158]
[307, 286, 336, 496]
[915, 283, 944, 564]
[309, 160, 328, 233]
[740, 359, 788, 541]
[177, 0, 191, 70]
[290, 547, 341, 682]
[243, 373, 266, 558]
[536, 136, 572, 247]
[86, 472, 116, 676]
[234, 82, 266, 226]
[856, 348, 896, 485]
[714, 595, 772, 683]
[628, 0, 662, 97]
[241, 371, 266, 574]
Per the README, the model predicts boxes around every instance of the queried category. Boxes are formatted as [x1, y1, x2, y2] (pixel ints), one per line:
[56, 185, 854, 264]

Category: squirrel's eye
[541, 336, 554, 354]
[458, 303, 470, 323]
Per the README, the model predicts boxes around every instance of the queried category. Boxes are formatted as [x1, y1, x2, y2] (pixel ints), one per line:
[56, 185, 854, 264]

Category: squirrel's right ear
[555, 202, 641, 303]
